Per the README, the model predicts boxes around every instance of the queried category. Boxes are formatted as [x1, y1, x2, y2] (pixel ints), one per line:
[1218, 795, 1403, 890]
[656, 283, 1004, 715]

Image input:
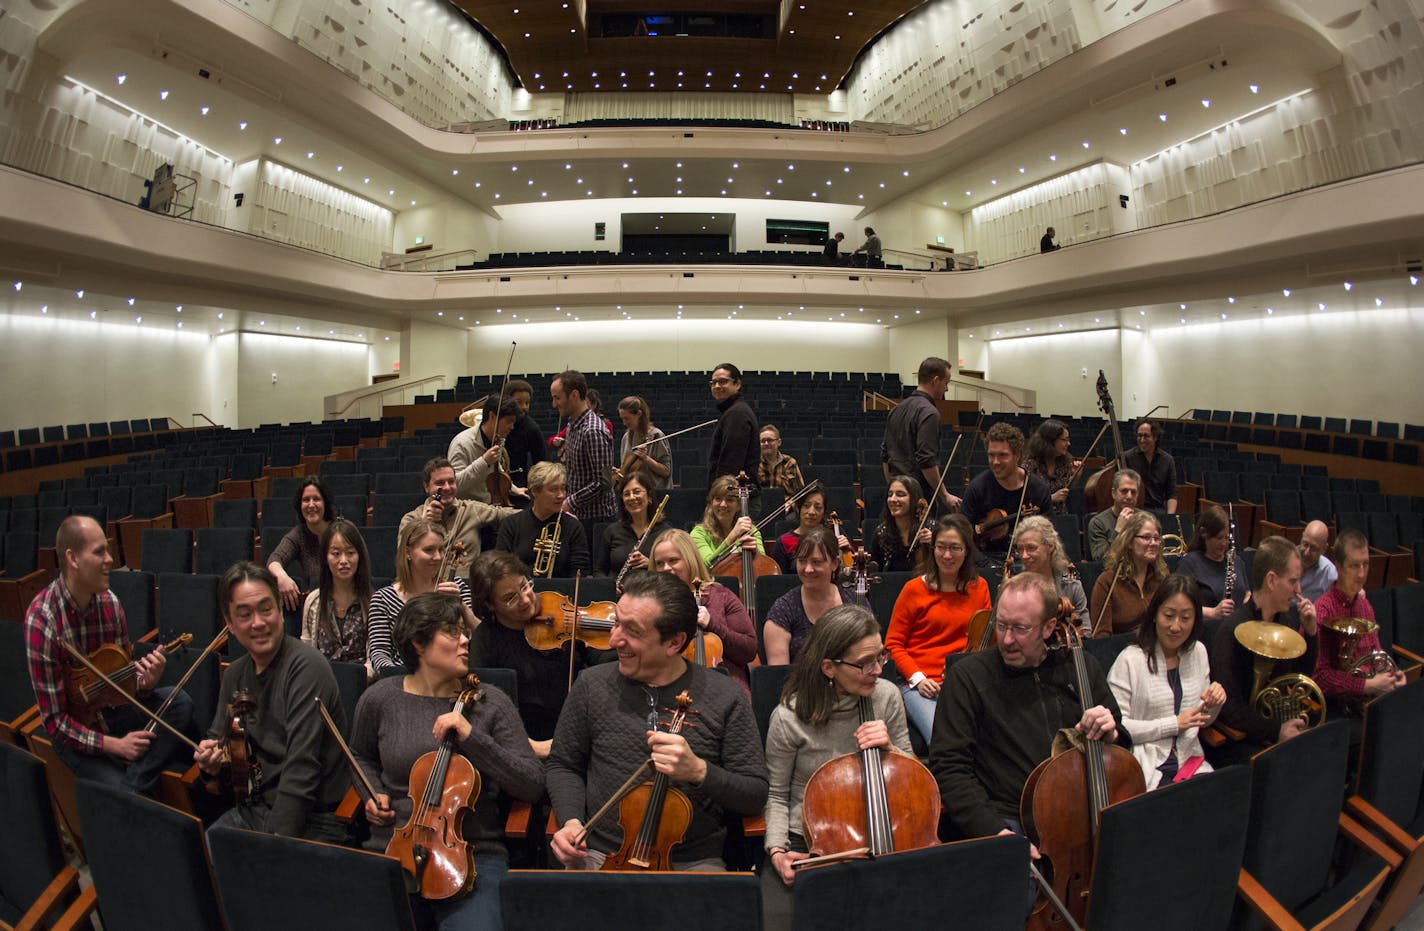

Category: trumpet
[1236, 620, 1326, 728]
[531, 516, 563, 578]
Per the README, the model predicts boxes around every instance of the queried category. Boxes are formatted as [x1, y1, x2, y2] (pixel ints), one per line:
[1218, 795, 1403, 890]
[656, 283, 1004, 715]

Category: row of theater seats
[455, 249, 904, 271]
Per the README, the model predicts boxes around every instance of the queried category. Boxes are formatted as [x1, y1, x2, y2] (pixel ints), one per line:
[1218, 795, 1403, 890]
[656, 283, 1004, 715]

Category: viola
[387, 676, 483, 901]
[905, 498, 933, 564]
[1082, 372, 1127, 514]
[973, 504, 1040, 547]
[64, 633, 192, 727]
[681, 582, 724, 668]
[965, 609, 996, 652]
[601, 691, 696, 871]
[484, 341, 518, 507]
[222, 689, 261, 803]
[1019, 602, 1145, 928]
[800, 694, 940, 860]
[827, 511, 854, 570]
[524, 590, 616, 652]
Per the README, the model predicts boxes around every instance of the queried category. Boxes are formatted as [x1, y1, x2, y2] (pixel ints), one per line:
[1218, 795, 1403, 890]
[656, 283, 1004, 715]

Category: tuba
[1324, 617, 1398, 679]
[531, 516, 563, 578]
[1235, 621, 1326, 728]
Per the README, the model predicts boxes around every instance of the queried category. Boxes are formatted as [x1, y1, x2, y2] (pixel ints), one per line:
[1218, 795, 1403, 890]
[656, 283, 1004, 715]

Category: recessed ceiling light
[1119, 128, 1127, 135]
[1249, 83, 1260, 94]
[1082, 141, 1090, 148]
[238, 121, 247, 130]
[306, 151, 314, 159]
[1227, 296, 1235, 304]
[76, 289, 84, 298]
[1343, 281, 1352, 291]
[1159, 114, 1168, 122]
[1282, 288, 1291, 296]
[336, 165, 343, 172]
[273, 136, 281, 144]
[200, 106, 209, 116]
[1201, 99, 1211, 108]
[1049, 154, 1057, 161]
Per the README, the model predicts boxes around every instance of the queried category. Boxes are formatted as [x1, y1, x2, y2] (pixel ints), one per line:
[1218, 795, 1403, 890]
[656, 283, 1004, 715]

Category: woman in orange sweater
[885, 514, 993, 743]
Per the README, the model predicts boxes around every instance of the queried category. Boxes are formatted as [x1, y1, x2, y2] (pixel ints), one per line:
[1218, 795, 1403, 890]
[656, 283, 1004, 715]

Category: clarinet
[1223, 503, 1238, 602]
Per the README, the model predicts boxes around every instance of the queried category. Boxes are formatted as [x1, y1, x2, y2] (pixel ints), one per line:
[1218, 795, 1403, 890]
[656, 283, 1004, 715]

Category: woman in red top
[885, 514, 992, 742]
[775, 486, 850, 573]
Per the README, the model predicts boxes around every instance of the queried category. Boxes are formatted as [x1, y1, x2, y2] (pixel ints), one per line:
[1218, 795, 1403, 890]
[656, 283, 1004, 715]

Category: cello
[1019, 603, 1146, 927]
[707, 472, 784, 613]
[386, 675, 483, 900]
[1082, 372, 1128, 514]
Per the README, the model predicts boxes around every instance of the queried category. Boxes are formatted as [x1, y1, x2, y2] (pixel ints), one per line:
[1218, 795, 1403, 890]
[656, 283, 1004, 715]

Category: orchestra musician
[1297, 521, 1338, 603]
[300, 517, 374, 675]
[690, 474, 765, 569]
[764, 527, 870, 666]
[502, 379, 548, 491]
[466, 551, 605, 758]
[268, 476, 334, 611]
[1107, 574, 1225, 789]
[351, 592, 544, 930]
[368, 519, 477, 676]
[1085, 468, 1140, 562]
[1123, 419, 1178, 514]
[1207, 536, 1319, 766]
[762, 604, 911, 927]
[866, 475, 933, 573]
[1021, 419, 1080, 516]
[1011, 515, 1087, 631]
[757, 425, 805, 496]
[1176, 506, 1247, 621]
[594, 473, 668, 578]
[708, 364, 760, 489]
[886, 515, 992, 744]
[25, 515, 194, 793]
[547, 571, 768, 870]
[194, 562, 350, 841]
[774, 485, 849, 573]
[400, 457, 519, 560]
[1312, 530, 1405, 723]
[611, 396, 672, 489]
[880, 357, 961, 512]
[929, 572, 1126, 844]
[650, 529, 758, 694]
[1089, 510, 1168, 637]
[960, 422, 1052, 568]
[550, 370, 618, 521]
[447, 394, 525, 502]
[494, 461, 591, 578]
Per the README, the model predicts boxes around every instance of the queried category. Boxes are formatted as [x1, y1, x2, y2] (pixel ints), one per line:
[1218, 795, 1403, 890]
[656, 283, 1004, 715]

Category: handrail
[381, 249, 480, 272]
[862, 390, 898, 412]
[328, 374, 448, 417]
[188, 413, 218, 428]
[1139, 404, 1184, 422]
[948, 378, 1033, 412]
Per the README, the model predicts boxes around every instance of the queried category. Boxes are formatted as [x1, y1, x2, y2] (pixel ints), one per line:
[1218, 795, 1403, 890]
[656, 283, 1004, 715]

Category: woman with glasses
[885, 515, 992, 743]
[708, 363, 760, 488]
[466, 550, 602, 757]
[1106, 574, 1225, 788]
[762, 604, 911, 928]
[1176, 506, 1246, 621]
[1090, 510, 1168, 637]
[649, 529, 758, 695]
[764, 527, 870, 666]
[1012, 515, 1087, 631]
[867, 474, 933, 573]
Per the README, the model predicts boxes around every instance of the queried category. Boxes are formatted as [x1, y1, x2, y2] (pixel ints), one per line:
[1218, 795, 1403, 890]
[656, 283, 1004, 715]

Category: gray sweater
[546, 661, 768, 864]
[763, 678, 911, 851]
[350, 676, 544, 857]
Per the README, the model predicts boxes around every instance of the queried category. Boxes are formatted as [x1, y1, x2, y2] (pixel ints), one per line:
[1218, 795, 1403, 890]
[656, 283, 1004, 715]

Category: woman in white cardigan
[1107, 573, 1226, 789]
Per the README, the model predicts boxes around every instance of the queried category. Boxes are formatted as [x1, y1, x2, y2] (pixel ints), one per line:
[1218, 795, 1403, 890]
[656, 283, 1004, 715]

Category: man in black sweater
[929, 573, 1127, 844]
[548, 571, 767, 869]
[708, 363, 760, 489]
[194, 562, 350, 841]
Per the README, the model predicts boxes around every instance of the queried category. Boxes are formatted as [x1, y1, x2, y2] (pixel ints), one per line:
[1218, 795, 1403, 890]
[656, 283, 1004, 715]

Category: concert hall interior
[2, 0, 1424, 926]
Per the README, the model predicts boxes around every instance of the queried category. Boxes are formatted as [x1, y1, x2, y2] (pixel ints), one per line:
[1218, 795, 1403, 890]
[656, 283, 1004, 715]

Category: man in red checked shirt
[25, 515, 193, 793]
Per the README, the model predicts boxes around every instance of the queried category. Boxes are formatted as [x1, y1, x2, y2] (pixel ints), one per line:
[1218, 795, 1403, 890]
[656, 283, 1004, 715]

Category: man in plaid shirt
[551, 369, 617, 521]
[24, 515, 193, 793]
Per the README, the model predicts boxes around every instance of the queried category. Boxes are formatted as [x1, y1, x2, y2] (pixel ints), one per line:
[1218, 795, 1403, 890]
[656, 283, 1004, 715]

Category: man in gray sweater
[548, 571, 767, 869]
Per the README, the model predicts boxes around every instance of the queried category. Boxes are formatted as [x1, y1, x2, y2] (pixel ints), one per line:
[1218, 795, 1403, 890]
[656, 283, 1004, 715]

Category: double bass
[1082, 372, 1128, 513]
[1020, 604, 1145, 927]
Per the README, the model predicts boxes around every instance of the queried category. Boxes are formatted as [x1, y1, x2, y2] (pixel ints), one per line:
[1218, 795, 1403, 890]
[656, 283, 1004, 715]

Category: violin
[387, 675, 483, 901]
[525, 590, 616, 652]
[64, 632, 192, 727]
[974, 505, 1040, 547]
[800, 694, 941, 861]
[1019, 601, 1145, 928]
[905, 498, 933, 564]
[1083, 372, 1127, 514]
[437, 540, 468, 586]
[681, 582, 724, 668]
[827, 511, 854, 570]
[221, 689, 261, 803]
[965, 608, 996, 652]
[601, 691, 696, 871]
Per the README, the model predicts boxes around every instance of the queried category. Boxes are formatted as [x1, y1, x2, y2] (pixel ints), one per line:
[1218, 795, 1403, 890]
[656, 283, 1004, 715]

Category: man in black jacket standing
[708, 363, 759, 488]
[929, 573, 1127, 844]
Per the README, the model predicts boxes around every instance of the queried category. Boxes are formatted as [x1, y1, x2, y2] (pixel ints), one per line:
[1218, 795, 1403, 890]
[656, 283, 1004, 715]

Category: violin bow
[314, 697, 384, 806]
[1065, 420, 1112, 487]
[908, 432, 965, 561]
[56, 639, 199, 751]
[152, 628, 229, 722]
[999, 471, 1034, 586]
[628, 419, 717, 450]
[571, 759, 654, 847]
[567, 571, 582, 693]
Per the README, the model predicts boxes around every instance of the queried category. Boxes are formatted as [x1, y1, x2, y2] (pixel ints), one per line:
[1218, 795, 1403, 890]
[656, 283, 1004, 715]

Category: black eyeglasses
[833, 649, 891, 673]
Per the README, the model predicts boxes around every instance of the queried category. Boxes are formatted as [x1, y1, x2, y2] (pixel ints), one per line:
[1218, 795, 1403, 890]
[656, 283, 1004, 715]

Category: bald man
[1297, 520, 1337, 603]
